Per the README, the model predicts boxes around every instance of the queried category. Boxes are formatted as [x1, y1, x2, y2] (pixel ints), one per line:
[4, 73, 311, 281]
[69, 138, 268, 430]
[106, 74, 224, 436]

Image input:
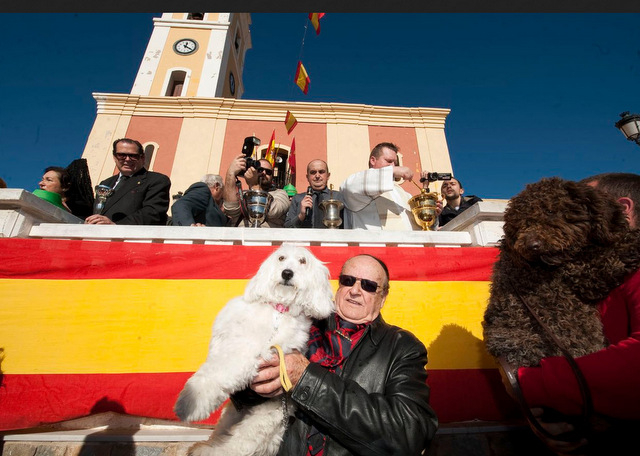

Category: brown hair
[580, 173, 640, 223]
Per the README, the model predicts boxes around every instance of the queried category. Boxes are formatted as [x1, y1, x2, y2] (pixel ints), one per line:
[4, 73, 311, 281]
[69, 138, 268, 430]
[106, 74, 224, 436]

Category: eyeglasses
[114, 153, 143, 161]
[257, 167, 273, 176]
[338, 274, 382, 294]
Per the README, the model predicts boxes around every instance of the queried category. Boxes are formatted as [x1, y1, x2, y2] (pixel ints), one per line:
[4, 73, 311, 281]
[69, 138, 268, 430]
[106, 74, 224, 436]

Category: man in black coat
[438, 177, 482, 227]
[85, 138, 171, 225]
[171, 174, 228, 227]
[242, 254, 438, 455]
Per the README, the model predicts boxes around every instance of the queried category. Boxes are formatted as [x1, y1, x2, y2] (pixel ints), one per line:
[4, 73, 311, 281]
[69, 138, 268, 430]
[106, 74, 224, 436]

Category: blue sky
[1, 13, 638, 199]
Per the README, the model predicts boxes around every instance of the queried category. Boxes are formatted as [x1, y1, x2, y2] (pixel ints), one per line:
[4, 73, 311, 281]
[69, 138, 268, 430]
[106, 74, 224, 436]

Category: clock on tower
[131, 13, 251, 98]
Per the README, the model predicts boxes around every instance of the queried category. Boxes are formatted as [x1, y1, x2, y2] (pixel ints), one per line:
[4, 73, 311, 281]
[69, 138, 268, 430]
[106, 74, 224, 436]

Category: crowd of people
[8, 137, 489, 229]
[2, 138, 637, 236]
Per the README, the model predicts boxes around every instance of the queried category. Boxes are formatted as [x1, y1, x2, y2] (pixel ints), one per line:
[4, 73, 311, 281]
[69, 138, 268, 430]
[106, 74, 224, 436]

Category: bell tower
[131, 13, 251, 98]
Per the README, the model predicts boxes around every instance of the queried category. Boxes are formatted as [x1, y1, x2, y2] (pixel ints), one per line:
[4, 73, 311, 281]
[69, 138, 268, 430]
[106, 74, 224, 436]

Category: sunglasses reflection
[338, 274, 380, 293]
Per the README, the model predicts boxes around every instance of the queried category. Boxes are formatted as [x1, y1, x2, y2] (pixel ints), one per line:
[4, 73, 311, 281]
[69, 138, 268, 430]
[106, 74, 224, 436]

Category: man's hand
[244, 166, 259, 189]
[419, 171, 431, 187]
[227, 154, 247, 179]
[393, 166, 413, 182]
[530, 408, 577, 436]
[497, 357, 588, 454]
[85, 215, 115, 225]
[250, 350, 309, 397]
[298, 195, 313, 221]
[528, 408, 588, 455]
[435, 199, 443, 216]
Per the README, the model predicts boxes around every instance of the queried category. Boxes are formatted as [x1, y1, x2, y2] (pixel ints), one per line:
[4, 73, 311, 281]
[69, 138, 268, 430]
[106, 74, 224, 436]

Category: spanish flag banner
[289, 137, 297, 175]
[0, 238, 519, 431]
[265, 129, 276, 165]
[294, 61, 310, 94]
[309, 13, 325, 35]
[285, 110, 298, 134]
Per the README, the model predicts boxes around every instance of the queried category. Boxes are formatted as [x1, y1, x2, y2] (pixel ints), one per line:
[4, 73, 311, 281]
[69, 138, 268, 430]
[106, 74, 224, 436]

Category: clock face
[173, 39, 198, 55]
[229, 72, 236, 95]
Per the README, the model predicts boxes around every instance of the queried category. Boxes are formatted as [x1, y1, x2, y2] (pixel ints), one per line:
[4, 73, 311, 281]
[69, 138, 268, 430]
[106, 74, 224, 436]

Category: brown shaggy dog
[483, 177, 640, 368]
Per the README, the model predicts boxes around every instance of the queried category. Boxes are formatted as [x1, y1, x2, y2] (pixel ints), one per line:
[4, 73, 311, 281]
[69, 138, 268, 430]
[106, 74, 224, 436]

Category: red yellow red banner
[0, 239, 518, 430]
[285, 110, 298, 134]
[294, 61, 310, 94]
[309, 13, 325, 35]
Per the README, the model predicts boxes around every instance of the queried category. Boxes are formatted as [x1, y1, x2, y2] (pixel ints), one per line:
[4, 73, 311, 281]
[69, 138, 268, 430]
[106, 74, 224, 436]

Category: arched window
[234, 28, 242, 54]
[142, 142, 159, 171]
[165, 70, 186, 97]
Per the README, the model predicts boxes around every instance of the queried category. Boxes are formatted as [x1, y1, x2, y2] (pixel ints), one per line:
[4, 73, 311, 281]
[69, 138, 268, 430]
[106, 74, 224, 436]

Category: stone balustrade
[0, 188, 507, 247]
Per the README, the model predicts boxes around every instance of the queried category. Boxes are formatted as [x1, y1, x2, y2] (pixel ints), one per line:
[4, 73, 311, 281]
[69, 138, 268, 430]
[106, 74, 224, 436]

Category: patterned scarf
[305, 314, 369, 455]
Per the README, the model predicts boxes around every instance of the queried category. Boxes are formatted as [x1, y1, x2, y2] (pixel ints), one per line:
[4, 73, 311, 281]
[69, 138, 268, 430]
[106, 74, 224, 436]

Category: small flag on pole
[294, 61, 310, 95]
[284, 111, 298, 134]
[288, 138, 296, 175]
[309, 13, 325, 35]
[266, 130, 276, 166]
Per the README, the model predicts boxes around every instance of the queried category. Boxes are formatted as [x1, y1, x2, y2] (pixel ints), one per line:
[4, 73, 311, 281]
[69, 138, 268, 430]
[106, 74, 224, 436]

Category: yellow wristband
[271, 344, 293, 392]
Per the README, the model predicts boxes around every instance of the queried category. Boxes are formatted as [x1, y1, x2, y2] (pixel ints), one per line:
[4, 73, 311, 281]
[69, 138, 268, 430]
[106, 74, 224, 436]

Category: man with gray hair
[171, 174, 228, 226]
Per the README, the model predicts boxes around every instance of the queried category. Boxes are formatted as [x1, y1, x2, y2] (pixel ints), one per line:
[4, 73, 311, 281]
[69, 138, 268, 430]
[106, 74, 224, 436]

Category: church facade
[81, 13, 453, 203]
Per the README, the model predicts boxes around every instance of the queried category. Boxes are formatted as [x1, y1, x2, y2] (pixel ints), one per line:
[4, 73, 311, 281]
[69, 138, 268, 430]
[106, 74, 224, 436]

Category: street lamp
[615, 111, 640, 146]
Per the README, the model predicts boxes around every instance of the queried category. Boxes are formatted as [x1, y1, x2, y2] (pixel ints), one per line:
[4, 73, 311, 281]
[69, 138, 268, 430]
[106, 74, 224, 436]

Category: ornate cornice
[92, 93, 450, 129]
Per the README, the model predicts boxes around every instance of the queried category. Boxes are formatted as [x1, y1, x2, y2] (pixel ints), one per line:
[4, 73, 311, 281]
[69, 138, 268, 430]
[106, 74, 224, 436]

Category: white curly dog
[174, 243, 335, 456]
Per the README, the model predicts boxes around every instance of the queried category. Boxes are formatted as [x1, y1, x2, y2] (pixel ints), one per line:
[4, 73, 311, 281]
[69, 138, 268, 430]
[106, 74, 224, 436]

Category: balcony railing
[1, 189, 507, 247]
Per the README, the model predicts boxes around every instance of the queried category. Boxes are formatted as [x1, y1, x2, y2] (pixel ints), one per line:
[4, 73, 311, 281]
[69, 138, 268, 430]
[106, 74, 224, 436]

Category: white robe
[340, 166, 420, 231]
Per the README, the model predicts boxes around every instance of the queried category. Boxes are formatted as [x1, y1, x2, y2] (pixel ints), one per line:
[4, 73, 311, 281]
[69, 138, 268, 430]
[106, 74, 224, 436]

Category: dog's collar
[270, 302, 289, 313]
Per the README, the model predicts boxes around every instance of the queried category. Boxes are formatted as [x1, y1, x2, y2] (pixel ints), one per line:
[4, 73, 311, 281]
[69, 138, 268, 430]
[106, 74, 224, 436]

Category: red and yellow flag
[309, 13, 325, 35]
[284, 110, 298, 134]
[289, 137, 297, 175]
[294, 61, 310, 95]
[265, 129, 276, 165]
[0, 238, 518, 431]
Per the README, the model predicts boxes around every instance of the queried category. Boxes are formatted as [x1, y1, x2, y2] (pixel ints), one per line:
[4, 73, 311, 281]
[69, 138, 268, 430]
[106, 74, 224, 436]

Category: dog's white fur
[174, 244, 335, 456]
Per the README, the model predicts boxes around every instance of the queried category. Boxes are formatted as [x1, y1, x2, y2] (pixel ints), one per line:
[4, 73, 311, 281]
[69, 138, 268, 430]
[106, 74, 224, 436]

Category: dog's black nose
[527, 240, 541, 252]
[282, 269, 294, 281]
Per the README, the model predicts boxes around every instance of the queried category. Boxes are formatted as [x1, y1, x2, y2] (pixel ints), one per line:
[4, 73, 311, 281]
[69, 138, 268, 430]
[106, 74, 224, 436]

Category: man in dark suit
[285, 159, 350, 229]
[171, 174, 228, 226]
[85, 138, 171, 225]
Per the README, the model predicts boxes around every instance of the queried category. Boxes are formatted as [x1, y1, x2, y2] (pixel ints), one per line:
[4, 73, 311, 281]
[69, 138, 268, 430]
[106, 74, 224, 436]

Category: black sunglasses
[114, 153, 142, 161]
[339, 274, 381, 294]
[257, 167, 273, 176]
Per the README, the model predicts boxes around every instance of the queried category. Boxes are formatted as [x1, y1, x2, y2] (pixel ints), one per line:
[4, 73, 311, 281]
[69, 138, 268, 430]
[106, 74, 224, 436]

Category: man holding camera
[223, 154, 290, 228]
[340, 142, 440, 230]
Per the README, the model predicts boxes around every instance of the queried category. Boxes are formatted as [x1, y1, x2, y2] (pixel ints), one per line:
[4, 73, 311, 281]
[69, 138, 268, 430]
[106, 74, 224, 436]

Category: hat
[33, 189, 65, 209]
[283, 184, 297, 197]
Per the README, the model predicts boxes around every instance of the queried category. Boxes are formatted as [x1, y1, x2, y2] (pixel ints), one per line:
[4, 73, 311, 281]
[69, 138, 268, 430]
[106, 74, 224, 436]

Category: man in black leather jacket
[249, 254, 438, 455]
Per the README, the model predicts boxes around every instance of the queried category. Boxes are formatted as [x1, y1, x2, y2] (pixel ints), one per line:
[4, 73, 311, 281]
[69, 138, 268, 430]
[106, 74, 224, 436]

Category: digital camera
[239, 136, 261, 176]
[420, 172, 452, 183]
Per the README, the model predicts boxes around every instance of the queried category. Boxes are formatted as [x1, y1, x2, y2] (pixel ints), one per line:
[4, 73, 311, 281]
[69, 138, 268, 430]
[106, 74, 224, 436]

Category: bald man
[285, 159, 350, 229]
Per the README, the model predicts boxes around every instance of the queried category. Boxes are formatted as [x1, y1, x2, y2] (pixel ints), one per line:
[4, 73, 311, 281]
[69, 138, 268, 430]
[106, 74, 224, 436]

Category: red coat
[518, 268, 640, 419]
